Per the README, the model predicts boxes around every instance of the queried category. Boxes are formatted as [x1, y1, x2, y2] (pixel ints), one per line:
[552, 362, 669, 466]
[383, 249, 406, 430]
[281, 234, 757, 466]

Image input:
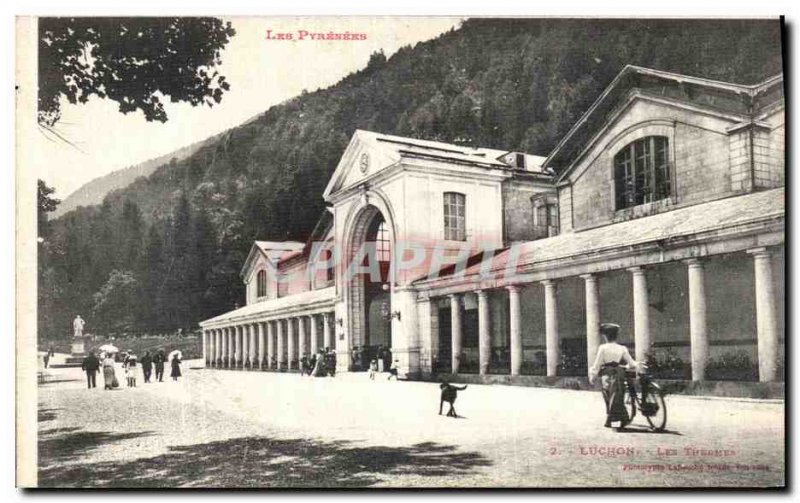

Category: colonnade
[203, 312, 335, 371]
[438, 247, 781, 382]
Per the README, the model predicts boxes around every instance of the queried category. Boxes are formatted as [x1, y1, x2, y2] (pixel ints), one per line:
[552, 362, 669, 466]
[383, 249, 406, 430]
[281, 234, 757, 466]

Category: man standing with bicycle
[588, 323, 642, 429]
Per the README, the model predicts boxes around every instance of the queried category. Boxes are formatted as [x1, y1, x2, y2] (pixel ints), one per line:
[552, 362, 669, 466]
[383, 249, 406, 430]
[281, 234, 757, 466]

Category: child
[387, 359, 400, 380]
[369, 358, 378, 380]
[125, 355, 138, 388]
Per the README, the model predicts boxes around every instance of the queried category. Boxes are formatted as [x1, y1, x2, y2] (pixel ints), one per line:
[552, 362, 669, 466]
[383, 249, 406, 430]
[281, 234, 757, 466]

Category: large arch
[341, 192, 399, 364]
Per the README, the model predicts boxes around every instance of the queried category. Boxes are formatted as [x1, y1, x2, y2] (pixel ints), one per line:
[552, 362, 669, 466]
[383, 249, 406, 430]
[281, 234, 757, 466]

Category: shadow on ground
[39, 429, 156, 467]
[39, 378, 83, 385]
[38, 408, 60, 422]
[38, 429, 491, 488]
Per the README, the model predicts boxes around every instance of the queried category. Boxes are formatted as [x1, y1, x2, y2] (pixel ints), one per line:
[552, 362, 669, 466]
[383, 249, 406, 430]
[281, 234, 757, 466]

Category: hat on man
[599, 323, 621, 339]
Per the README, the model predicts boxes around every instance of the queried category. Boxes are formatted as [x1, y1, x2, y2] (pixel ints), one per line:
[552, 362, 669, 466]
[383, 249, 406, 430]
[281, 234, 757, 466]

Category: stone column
[257, 322, 265, 370]
[323, 313, 333, 351]
[237, 326, 244, 368]
[629, 267, 651, 362]
[749, 248, 780, 382]
[508, 286, 522, 376]
[221, 328, 227, 367]
[208, 330, 214, 367]
[310, 315, 319, 356]
[298, 316, 307, 362]
[250, 323, 257, 368]
[449, 294, 463, 374]
[276, 320, 285, 369]
[581, 273, 601, 375]
[685, 259, 708, 381]
[233, 326, 241, 368]
[212, 330, 219, 367]
[242, 325, 250, 369]
[287, 319, 295, 370]
[231, 327, 237, 367]
[267, 321, 275, 369]
[220, 327, 230, 368]
[216, 329, 222, 366]
[202, 330, 208, 366]
[228, 326, 236, 368]
[477, 290, 491, 375]
[542, 280, 560, 377]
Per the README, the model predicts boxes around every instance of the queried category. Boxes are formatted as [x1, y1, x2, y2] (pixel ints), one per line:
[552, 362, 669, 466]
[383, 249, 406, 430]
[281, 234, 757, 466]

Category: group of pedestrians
[300, 347, 337, 377]
[81, 348, 183, 390]
[351, 344, 399, 380]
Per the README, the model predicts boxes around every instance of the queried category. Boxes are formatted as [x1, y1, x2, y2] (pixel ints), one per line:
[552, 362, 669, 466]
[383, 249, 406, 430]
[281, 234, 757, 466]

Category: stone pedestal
[70, 338, 86, 355]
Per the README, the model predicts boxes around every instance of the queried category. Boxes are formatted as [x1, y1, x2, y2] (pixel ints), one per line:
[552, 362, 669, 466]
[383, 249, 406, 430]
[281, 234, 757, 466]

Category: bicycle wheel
[624, 385, 636, 424]
[642, 383, 667, 431]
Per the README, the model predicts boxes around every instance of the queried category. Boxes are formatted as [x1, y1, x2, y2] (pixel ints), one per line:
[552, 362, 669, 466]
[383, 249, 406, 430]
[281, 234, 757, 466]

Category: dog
[439, 382, 468, 417]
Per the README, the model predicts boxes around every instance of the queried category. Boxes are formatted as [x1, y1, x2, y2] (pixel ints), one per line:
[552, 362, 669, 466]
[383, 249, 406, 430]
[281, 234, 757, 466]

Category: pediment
[323, 130, 401, 201]
[241, 247, 269, 282]
[560, 94, 741, 183]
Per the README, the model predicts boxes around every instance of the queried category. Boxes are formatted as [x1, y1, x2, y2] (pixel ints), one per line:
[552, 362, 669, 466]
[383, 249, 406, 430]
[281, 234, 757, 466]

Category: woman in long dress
[102, 354, 116, 390]
[312, 349, 326, 377]
[588, 323, 642, 429]
[170, 354, 182, 381]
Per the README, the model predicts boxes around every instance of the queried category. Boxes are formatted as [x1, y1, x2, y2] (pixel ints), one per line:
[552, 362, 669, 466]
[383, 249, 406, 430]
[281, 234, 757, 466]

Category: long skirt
[103, 366, 115, 387]
[600, 367, 630, 424]
[312, 357, 326, 377]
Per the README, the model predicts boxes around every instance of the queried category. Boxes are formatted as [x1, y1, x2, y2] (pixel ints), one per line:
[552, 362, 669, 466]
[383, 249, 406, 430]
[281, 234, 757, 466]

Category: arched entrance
[345, 204, 394, 370]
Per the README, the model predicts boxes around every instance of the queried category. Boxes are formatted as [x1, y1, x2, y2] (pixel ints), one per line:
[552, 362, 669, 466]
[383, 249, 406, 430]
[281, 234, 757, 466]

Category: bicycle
[623, 368, 667, 431]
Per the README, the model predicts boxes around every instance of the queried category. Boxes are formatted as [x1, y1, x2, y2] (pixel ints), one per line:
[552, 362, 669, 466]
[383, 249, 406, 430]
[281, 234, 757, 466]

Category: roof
[200, 287, 336, 327]
[323, 130, 552, 200]
[418, 187, 784, 285]
[240, 241, 305, 278]
[544, 65, 784, 180]
[367, 130, 513, 169]
[254, 241, 305, 262]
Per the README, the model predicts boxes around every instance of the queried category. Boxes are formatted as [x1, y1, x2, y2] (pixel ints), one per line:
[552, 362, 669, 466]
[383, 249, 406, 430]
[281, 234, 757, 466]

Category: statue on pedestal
[71, 315, 86, 355]
[73, 315, 85, 338]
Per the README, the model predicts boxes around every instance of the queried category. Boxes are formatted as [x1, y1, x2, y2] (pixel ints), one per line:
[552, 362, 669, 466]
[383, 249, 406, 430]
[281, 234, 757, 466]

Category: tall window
[375, 220, 391, 262]
[367, 215, 391, 263]
[256, 269, 267, 298]
[322, 246, 335, 283]
[614, 136, 671, 210]
[443, 192, 466, 241]
[533, 195, 559, 239]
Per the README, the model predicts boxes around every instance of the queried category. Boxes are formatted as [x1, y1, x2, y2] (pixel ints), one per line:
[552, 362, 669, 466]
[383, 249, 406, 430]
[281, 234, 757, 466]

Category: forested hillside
[38, 18, 783, 340]
[53, 133, 224, 218]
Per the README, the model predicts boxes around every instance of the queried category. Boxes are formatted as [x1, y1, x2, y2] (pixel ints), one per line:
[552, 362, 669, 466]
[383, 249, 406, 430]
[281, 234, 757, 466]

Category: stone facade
[200, 65, 784, 385]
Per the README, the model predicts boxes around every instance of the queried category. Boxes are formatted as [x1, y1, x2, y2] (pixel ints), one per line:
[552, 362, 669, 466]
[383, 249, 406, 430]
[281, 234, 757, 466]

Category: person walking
[326, 349, 337, 377]
[140, 351, 153, 383]
[312, 349, 326, 377]
[170, 353, 182, 381]
[44, 345, 54, 368]
[377, 346, 385, 373]
[102, 353, 117, 390]
[81, 351, 100, 389]
[369, 358, 378, 380]
[387, 359, 400, 380]
[125, 354, 139, 387]
[154, 349, 166, 382]
[588, 323, 643, 429]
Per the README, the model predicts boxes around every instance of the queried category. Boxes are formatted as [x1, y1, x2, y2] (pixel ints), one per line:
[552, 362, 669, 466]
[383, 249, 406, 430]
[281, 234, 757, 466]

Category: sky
[30, 17, 462, 199]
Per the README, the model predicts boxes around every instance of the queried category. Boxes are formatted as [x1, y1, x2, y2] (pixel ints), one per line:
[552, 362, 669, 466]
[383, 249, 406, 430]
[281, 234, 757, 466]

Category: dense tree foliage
[38, 17, 235, 126]
[38, 18, 783, 339]
[38, 179, 61, 238]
